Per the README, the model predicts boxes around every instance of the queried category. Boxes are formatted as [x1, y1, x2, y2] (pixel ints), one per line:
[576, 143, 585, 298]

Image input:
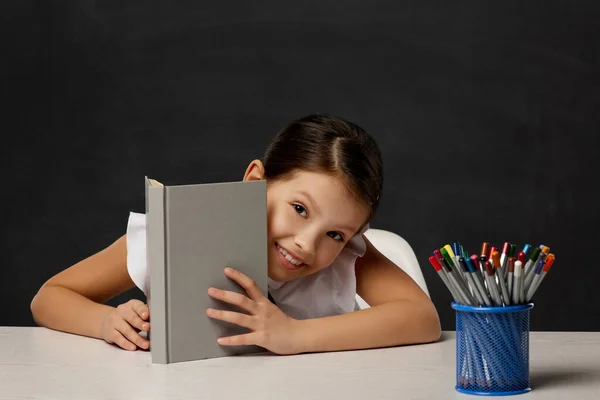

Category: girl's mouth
[275, 243, 305, 271]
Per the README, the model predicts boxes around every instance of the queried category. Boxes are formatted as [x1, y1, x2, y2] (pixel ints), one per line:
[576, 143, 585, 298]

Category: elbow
[421, 299, 442, 343]
[30, 287, 46, 326]
[407, 298, 441, 345]
[30, 283, 52, 326]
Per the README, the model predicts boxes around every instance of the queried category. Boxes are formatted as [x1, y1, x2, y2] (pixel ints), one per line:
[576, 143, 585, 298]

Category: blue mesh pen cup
[452, 302, 534, 396]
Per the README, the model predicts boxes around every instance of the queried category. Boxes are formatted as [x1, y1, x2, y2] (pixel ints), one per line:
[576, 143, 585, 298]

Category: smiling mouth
[275, 243, 305, 270]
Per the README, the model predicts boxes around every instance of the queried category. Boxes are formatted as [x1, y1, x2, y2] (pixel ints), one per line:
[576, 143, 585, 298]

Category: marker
[429, 256, 464, 304]
[526, 258, 546, 302]
[480, 242, 490, 259]
[512, 260, 523, 305]
[433, 249, 447, 271]
[479, 242, 490, 279]
[524, 246, 550, 290]
[439, 249, 474, 305]
[522, 247, 541, 285]
[526, 254, 555, 301]
[508, 244, 516, 258]
[517, 251, 527, 265]
[499, 242, 510, 280]
[467, 255, 492, 306]
[507, 256, 515, 301]
[446, 244, 464, 281]
[521, 244, 532, 258]
[492, 250, 510, 305]
[459, 257, 485, 306]
[484, 260, 502, 306]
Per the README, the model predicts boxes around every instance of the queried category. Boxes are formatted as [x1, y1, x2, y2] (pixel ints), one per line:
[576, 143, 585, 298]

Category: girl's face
[244, 161, 370, 282]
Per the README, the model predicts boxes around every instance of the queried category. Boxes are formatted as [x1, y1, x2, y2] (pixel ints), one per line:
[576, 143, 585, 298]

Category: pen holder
[452, 302, 534, 396]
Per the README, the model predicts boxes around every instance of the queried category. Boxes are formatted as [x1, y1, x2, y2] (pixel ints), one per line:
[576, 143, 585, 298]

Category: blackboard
[3, 1, 599, 331]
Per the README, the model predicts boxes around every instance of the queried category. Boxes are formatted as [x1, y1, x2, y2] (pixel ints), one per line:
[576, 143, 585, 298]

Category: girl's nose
[294, 230, 318, 263]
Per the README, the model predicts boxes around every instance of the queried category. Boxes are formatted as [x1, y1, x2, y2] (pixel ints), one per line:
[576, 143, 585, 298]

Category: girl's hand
[101, 299, 150, 351]
[207, 267, 301, 355]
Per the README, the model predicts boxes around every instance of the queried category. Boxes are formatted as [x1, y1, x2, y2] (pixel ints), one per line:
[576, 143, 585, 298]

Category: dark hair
[263, 114, 383, 222]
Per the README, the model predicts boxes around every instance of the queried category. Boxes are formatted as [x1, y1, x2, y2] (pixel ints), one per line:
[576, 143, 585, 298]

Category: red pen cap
[433, 249, 444, 263]
[507, 257, 515, 272]
[517, 251, 526, 264]
[484, 260, 495, 275]
[502, 242, 510, 255]
[543, 254, 555, 271]
[470, 254, 480, 269]
[491, 250, 501, 268]
[429, 256, 443, 271]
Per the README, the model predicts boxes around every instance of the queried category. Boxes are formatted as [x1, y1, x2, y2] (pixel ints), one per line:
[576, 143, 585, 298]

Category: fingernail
[129, 345, 136, 351]
[142, 323, 149, 331]
[206, 308, 214, 316]
[142, 312, 148, 319]
[142, 341, 149, 349]
[207, 287, 215, 295]
[225, 267, 233, 274]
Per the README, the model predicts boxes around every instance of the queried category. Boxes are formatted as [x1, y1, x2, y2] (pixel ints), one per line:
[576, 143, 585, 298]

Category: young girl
[30, 114, 441, 355]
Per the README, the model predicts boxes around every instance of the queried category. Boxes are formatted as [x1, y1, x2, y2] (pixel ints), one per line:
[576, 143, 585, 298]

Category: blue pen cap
[452, 242, 461, 257]
[535, 259, 545, 274]
[522, 244, 532, 257]
[464, 257, 477, 273]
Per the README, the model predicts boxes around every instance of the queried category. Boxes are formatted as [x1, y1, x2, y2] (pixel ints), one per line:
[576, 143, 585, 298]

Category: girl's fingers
[224, 267, 264, 301]
[110, 329, 137, 351]
[207, 287, 257, 314]
[133, 302, 150, 321]
[116, 319, 150, 350]
[206, 308, 255, 330]
[118, 304, 147, 332]
[217, 333, 257, 347]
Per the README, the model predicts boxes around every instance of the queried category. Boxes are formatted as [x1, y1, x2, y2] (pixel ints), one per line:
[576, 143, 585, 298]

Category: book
[145, 177, 268, 364]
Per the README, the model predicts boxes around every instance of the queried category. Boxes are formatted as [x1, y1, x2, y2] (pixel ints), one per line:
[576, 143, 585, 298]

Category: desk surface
[1, 327, 599, 399]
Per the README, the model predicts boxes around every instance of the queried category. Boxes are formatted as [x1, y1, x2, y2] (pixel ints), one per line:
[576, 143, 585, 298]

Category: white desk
[0, 327, 598, 399]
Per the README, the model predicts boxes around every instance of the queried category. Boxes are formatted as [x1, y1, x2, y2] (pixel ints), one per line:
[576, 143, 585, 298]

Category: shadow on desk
[531, 369, 600, 389]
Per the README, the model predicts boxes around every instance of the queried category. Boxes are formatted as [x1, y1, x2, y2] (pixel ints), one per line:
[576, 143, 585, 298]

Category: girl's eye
[293, 204, 307, 217]
[327, 231, 345, 242]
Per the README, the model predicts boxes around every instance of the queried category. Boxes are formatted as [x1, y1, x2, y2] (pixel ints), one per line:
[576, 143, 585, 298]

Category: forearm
[31, 285, 114, 339]
[294, 299, 441, 353]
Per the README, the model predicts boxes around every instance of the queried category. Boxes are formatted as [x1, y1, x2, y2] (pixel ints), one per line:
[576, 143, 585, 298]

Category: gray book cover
[145, 177, 268, 364]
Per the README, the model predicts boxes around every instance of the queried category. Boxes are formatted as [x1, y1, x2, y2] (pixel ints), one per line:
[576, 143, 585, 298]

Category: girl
[30, 114, 441, 355]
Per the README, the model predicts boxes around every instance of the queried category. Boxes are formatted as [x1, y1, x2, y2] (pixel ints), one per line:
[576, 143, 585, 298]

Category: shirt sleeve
[125, 212, 150, 296]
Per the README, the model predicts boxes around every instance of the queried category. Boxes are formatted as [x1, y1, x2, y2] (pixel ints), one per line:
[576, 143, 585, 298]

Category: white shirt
[126, 212, 368, 320]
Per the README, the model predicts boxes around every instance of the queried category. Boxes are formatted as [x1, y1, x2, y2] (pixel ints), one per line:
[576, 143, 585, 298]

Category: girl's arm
[30, 235, 149, 350]
[294, 236, 441, 353]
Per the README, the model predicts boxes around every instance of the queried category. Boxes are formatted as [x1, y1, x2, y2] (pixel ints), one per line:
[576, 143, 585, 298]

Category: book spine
[146, 182, 169, 363]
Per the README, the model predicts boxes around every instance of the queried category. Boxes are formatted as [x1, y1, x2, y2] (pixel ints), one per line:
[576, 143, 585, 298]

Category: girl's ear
[243, 159, 265, 181]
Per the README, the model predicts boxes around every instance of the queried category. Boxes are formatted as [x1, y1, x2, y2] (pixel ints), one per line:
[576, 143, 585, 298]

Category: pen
[441, 248, 471, 294]
[492, 250, 510, 305]
[436, 249, 473, 305]
[484, 260, 503, 306]
[508, 244, 516, 258]
[526, 254, 555, 301]
[500, 242, 510, 280]
[467, 255, 492, 306]
[521, 244, 532, 258]
[512, 260, 523, 305]
[479, 242, 490, 279]
[507, 256, 515, 301]
[522, 247, 541, 285]
[526, 258, 546, 302]
[459, 257, 485, 306]
[429, 256, 464, 304]
[451, 242, 466, 282]
[524, 246, 549, 292]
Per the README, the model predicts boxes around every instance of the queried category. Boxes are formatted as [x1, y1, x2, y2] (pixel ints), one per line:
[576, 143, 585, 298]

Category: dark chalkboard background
[3, 1, 599, 331]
